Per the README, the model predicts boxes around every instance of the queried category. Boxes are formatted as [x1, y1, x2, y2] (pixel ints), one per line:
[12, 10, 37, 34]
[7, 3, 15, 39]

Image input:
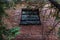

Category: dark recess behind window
[20, 8, 41, 25]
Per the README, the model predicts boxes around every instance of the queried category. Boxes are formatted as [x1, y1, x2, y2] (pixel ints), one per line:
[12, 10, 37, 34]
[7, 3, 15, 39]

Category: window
[20, 8, 41, 25]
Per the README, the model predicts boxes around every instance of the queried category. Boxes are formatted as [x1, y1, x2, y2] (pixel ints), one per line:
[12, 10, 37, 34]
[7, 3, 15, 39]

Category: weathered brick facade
[4, 3, 58, 40]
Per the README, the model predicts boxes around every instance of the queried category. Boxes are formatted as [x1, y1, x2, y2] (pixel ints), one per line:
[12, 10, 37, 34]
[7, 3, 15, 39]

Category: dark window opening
[20, 8, 41, 25]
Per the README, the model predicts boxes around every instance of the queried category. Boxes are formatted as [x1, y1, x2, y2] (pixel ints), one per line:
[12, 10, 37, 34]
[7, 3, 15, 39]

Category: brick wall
[4, 3, 58, 40]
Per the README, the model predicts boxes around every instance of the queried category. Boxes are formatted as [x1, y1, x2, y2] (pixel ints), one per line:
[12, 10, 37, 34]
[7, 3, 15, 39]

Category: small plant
[4, 27, 20, 40]
[0, 0, 20, 40]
